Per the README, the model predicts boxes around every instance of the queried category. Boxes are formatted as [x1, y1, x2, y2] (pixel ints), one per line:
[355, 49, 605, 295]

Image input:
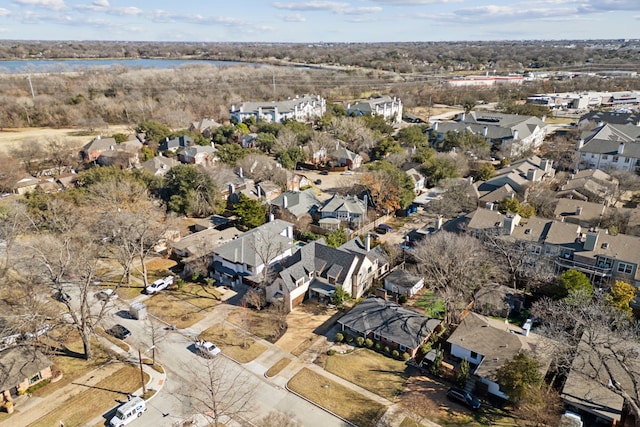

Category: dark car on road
[107, 324, 131, 340]
[319, 170, 329, 175]
[447, 387, 481, 410]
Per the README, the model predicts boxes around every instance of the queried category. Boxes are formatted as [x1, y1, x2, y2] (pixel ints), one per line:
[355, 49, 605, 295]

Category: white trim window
[617, 262, 634, 274]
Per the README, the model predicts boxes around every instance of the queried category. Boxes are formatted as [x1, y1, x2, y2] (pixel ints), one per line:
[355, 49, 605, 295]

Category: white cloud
[13, 0, 66, 11]
[0, 8, 11, 16]
[282, 13, 306, 22]
[93, 0, 109, 6]
[273, 1, 380, 15]
[108, 6, 143, 16]
[369, 0, 461, 4]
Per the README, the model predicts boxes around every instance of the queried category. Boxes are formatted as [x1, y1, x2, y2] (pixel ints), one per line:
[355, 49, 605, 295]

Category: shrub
[27, 379, 51, 394]
[392, 349, 400, 359]
[327, 349, 336, 356]
[384, 345, 390, 354]
[346, 335, 354, 344]
[356, 336, 365, 347]
[402, 352, 411, 361]
[365, 338, 374, 348]
[335, 332, 344, 343]
[191, 272, 200, 281]
[398, 294, 408, 304]
[375, 342, 382, 352]
[175, 278, 186, 290]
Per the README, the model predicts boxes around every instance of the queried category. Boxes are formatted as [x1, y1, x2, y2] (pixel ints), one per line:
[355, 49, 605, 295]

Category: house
[55, 172, 79, 189]
[431, 112, 548, 158]
[240, 133, 258, 149]
[477, 156, 555, 194]
[347, 96, 403, 124]
[172, 227, 241, 278]
[210, 219, 294, 287]
[178, 145, 217, 166]
[230, 94, 326, 124]
[556, 169, 619, 205]
[404, 167, 426, 194]
[193, 214, 231, 232]
[81, 136, 117, 162]
[0, 347, 52, 405]
[255, 180, 282, 202]
[477, 184, 516, 210]
[284, 170, 311, 192]
[137, 156, 180, 176]
[318, 194, 367, 227]
[329, 145, 362, 170]
[338, 297, 442, 358]
[189, 118, 221, 138]
[553, 199, 607, 228]
[561, 331, 629, 426]
[96, 139, 142, 168]
[383, 268, 424, 298]
[13, 175, 39, 195]
[159, 135, 194, 153]
[270, 189, 322, 221]
[578, 110, 640, 128]
[447, 312, 551, 401]
[577, 123, 640, 172]
[266, 234, 389, 311]
[464, 207, 640, 287]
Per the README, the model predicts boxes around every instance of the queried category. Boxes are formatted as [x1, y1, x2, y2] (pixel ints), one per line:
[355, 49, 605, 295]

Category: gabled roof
[137, 156, 180, 175]
[339, 237, 390, 267]
[331, 146, 360, 161]
[447, 312, 549, 380]
[270, 189, 321, 218]
[319, 194, 366, 215]
[579, 123, 640, 157]
[553, 198, 606, 225]
[160, 135, 194, 151]
[0, 347, 51, 391]
[384, 269, 423, 290]
[190, 118, 221, 132]
[338, 297, 441, 350]
[213, 220, 293, 268]
[579, 110, 640, 126]
[180, 145, 217, 157]
[82, 136, 116, 152]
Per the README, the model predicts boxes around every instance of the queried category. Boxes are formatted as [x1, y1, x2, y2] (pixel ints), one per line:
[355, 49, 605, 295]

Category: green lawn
[415, 290, 445, 319]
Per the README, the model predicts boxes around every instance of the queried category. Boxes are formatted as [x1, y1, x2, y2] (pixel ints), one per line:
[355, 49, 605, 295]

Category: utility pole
[272, 73, 276, 98]
[27, 74, 35, 99]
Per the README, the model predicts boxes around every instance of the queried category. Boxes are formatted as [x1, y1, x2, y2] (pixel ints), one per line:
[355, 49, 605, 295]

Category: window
[613, 156, 619, 163]
[602, 155, 608, 160]
[470, 351, 478, 359]
[29, 373, 42, 385]
[532, 246, 542, 255]
[399, 344, 406, 352]
[373, 333, 380, 340]
[618, 262, 634, 274]
[625, 157, 630, 163]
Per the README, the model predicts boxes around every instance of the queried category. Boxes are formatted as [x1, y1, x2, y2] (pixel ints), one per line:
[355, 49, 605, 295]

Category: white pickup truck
[145, 275, 174, 295]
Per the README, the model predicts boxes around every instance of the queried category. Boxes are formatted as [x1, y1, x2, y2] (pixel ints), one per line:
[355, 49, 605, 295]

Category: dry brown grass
[170, 282, 222, 311]
[144, 293, 206, 329]
[288, 368, 387, 427]
[324, 349, 408, 401]
[113, 284, 145, 300]
[265, 358, 292, 378]
[30, 365, 147, 427]
[227, 307, 280, 342]
[199, 324, 268, 363]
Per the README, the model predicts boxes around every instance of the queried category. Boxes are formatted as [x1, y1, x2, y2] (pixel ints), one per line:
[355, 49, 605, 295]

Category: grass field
[324, 348, 408, 400]
[30, 365, 147, 427]
[144, 293, 206, 329]
[288, 368, 387, 427]
[265, 358, 292, 378]
[199, 324, 268, 363]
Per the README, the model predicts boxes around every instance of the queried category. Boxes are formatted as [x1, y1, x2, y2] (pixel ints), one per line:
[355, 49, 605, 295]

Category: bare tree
[181, 356, 255, 427]
[145, 318, 167, 364]
[411, 231, 495, 326]
[11, 139, 44, 176]
[532, 295, 640, 425]
[256, 411, 302, 427]
[0, 154, 24, 193]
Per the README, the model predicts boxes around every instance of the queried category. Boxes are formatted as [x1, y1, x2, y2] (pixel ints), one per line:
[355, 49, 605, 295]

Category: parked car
[341, 170, 354, 175]
[319, 170, 329, 175]
[446, 387, 481, 410]
[145, 276, 174, 295]
[195, 340, 221, 358]
[375, 224, 393, 234]
[314, 179, 322, 185]
[107, 324, 131, 340]
[96, 289, 118, 301]
[55, 290, 71, 303]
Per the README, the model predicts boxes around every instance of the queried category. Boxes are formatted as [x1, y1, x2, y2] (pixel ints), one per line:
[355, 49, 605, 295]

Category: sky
[0, 0, 638, 43]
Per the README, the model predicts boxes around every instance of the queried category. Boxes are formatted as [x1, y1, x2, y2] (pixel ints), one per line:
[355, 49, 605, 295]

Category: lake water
[0, 58, 251, 74]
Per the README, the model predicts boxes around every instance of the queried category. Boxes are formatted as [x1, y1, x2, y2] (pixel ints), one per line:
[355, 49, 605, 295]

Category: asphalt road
[101, 300, 348, 427]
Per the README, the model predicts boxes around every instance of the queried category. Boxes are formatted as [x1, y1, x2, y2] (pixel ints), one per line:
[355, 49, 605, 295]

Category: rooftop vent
[601, 242, 610, 249]
[525, 229, 532, 235]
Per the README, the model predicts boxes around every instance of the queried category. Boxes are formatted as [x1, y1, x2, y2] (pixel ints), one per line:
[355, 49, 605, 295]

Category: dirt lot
[0, 125, 133, 153]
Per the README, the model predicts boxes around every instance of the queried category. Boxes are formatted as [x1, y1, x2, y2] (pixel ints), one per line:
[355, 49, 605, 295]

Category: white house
[577, 123, 640, 173]
[348, 96, 403, 124]
[230, 95, 326, 124]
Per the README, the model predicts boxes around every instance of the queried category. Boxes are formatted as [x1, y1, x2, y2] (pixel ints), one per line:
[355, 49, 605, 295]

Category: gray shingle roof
[270, 189, 321, 218]
[0, 347, 51, 391]
[338, 297, 441, 350]
[579, 123, 640, 157]
[319, 194, 366, 216]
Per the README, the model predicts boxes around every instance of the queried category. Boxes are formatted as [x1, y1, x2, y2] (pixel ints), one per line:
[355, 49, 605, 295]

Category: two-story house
[230, 95, 326, 124]
[347, 96, 403, 124]
[577, 123, 640, 172]
[210, 219, 294, 287]
[318, 194, 368, 228]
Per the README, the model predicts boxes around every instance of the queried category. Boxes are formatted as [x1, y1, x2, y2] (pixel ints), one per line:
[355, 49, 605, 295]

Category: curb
[284, 380, 358, 427]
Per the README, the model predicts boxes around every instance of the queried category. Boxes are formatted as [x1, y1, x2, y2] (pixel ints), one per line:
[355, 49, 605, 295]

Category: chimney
[365, 234, 371, 252]
[503, 214, 521, 236]
[584, 229, 599, 251]
[541, 115, 546, 122]
[269, 213, 275, 222]
[110, 145, 114, 151]
[576, 206, 583, 216]
[482, 126, 488, 136]
[527, 168, 540, 181]
[485, 202, 494, 210]
[512, 129, 519, 140]
[238, 167, 243, 178]
[433, 122, 439, 131]
[577, 139, 585, 149]
[540, 158, 551, 172]
[283, 195, 288, 209]
[96, 135, 101, 140]
[597, 121, 604, 127]
[459, 112, 466, 122]
[435, 216, 443, 230]
[618, 142, 625, 155]
[228, 183, 235, 196]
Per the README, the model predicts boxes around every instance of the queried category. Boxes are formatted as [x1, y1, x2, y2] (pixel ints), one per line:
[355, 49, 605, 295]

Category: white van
[109, 396, 146, 427]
